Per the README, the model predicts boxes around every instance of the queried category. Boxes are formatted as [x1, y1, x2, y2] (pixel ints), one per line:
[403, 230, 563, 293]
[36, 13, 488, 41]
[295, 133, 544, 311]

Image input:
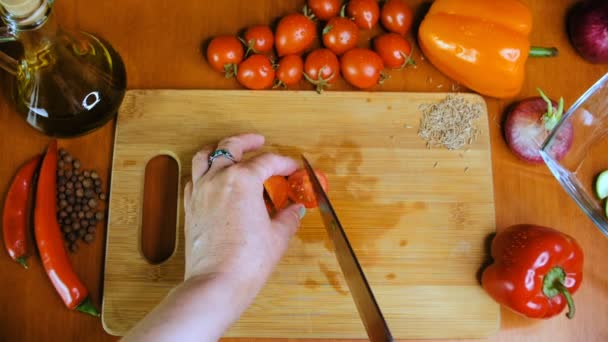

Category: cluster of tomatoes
[206, 0, 414, 92]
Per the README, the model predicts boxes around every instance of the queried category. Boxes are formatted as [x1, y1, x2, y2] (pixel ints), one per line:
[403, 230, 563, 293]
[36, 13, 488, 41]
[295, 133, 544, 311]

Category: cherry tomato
[373, 33, 414, 69]
[237, 54, 275, 90]
[264, 175, 289, 210]
[341, 48, 385, 89]
[275, 13, 317, 56]
[304, 48, 340, 93]
[276, 54, 304, 87]
[206, 35, 244, 77]
[307, 0, 342, 21]
[380, 0, 413, 36]
[322, 17, 360, 56]
[243, 25, 274, 55]
[346, 0, 380, 30]
[287, 169, 329, 209]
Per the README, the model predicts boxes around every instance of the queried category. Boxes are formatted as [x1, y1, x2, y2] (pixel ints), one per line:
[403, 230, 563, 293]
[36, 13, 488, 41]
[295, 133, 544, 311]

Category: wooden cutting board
[102, 90, 499, 338]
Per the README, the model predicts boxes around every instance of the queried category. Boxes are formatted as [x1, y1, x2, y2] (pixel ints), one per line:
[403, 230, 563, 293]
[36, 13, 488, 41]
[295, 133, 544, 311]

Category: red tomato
[264, 175, 289, 210]
[287, 169, 329, 209]
[276, 54, 304, 87]
[206, 35, 244, 77]
[304, 48, 340, 93]
[322, 17, 360, 56]
[243, 25, 274, 54]
[237, 54, 275, 90]
[275, 13, 317, 56]
[373, 33, 414, 69]
[380, 0, 413, 36]
[341, 48, 385, 89]
[307, 0, 342, 21]
[346, 0, 380, 30]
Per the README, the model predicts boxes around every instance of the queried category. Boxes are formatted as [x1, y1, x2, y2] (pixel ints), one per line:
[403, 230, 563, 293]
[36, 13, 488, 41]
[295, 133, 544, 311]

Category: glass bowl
[541, 72, 608, 237]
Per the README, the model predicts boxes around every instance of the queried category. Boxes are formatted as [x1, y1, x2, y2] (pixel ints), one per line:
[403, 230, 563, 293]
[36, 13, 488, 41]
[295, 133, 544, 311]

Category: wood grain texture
[0, 0, 607, 341]
[103, 90, 498, 338]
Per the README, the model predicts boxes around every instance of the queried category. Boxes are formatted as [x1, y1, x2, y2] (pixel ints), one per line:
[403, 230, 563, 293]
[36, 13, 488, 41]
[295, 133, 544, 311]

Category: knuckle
[223, 166, 247, 187]
[192, 152, 202, 164]
[192, 150, 208, 165]
[219, 136, 239, 149]
[248, 158, 270, 177]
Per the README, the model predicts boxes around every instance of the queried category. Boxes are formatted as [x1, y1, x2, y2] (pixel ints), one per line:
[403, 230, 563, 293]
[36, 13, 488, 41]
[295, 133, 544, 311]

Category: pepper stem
[16, 257, 28, 269]
[529, 46, 559, 57]
[542, 266, 576, 319]
[76, 297, 100, 317]
[555, 281, 576, 319]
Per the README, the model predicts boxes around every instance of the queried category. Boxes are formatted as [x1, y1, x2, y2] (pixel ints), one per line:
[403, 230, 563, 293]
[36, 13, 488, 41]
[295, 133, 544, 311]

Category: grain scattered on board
[418, 95, 482, 150]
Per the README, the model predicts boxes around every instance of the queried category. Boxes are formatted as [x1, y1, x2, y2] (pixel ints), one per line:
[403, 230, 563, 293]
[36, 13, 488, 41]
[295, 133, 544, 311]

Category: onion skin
[568, 0, 608, 64]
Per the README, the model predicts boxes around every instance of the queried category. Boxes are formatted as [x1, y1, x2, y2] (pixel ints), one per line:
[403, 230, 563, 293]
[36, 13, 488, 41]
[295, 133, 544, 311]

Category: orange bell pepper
[418, 0, 556, 98]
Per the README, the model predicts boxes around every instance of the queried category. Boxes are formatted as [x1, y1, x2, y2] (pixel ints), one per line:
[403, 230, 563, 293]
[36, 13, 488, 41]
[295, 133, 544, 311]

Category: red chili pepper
[482, 224, 584, 319]
[35, 140, 99, 316]
[3, 155, 40, 268]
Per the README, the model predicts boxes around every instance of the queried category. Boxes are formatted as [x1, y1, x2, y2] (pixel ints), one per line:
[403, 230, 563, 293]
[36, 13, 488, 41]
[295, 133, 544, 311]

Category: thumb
[272, 203, 306, 241]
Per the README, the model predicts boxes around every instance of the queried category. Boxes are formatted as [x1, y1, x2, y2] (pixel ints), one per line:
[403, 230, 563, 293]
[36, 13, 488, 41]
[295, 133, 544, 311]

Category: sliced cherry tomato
[237, 54, 275, 90]
[346, 0, 380, 30]
[287, 169, 329, 209]
[373, 33, 414, 69]
[264, 175, 289, 210]
[380, 0, 413, 36]
[243, 25, 274, 55]
[275, 13, 317, 56]
[341, 48, 385, 89]
[322, 17, 360, 56]
[307, 0, 342, 21]
[275, 54, 304, 88]
[206, 35, 244, 78]
[304, 48, 340, 93]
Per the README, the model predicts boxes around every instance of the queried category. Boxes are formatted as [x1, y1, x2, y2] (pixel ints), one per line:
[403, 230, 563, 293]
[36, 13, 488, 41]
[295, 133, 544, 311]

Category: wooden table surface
[0, 0, 606, 341]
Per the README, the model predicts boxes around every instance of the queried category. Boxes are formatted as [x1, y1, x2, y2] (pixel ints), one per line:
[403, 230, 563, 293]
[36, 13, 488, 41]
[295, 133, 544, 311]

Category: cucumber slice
[596, 170, 608, 199]
[605, 199, 608, 218]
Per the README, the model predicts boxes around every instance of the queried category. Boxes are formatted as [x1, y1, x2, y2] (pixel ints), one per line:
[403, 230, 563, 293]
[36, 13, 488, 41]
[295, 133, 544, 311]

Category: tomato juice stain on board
[267, 138, 427, 296]
[303, 278, 320, 290]
[320, 262, 349, 296]
[294, 139, 410, 253]
[385, 273, 396, 280]
[399, 240, 408, 247]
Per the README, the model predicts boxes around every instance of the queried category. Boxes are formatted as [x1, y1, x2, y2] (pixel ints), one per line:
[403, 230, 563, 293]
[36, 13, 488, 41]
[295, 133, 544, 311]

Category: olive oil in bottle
[0, 0, 126, 137]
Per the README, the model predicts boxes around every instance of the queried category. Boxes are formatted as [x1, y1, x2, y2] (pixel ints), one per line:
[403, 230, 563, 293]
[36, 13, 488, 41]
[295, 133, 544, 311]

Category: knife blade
[301, 156, 393, 342]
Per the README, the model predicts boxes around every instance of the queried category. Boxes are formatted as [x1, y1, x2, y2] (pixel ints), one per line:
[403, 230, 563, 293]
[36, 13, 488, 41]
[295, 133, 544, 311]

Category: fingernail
[298, 206, 307, 219]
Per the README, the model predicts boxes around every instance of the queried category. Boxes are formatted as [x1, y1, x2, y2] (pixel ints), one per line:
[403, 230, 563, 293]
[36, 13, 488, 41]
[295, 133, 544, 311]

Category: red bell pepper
[482, 224, 583, 319]
[35, 140, 98, 316]
[3, 155, 40, 268]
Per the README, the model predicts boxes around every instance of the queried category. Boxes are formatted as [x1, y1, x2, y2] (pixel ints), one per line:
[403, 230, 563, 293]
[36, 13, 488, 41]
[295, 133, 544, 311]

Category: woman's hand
[184, 133, 305, 288]
[123, 133, 305, 342]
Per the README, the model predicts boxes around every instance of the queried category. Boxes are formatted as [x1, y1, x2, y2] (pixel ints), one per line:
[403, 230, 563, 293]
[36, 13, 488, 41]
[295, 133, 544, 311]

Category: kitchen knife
[301, 156, 393, 342]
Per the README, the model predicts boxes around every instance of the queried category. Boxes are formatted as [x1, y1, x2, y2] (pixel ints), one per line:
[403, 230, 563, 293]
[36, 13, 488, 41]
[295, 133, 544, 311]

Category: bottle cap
[0, 0, 41, 17]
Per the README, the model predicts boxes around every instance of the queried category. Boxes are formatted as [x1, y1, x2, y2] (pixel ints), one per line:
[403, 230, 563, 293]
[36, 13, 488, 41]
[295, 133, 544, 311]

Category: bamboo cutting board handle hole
[141, 154, 180, 264]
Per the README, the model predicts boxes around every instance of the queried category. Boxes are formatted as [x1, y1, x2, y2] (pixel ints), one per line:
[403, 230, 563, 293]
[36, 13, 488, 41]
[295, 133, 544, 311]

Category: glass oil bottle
[0, 0, 126, 137]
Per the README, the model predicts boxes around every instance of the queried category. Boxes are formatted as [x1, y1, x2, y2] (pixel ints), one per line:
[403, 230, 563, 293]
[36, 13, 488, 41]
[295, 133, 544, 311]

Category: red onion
[568, 0, 608, 63]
